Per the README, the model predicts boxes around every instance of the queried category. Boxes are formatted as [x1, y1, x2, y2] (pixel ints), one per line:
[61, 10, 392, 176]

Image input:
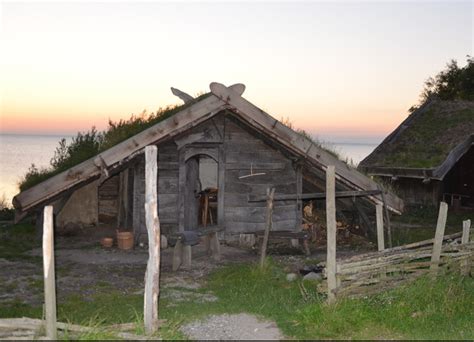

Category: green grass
[391, 205, 473, 246]
[1, 223, 473, 339]
[0, 223, 41, 262]
[2, 260, 473, 339]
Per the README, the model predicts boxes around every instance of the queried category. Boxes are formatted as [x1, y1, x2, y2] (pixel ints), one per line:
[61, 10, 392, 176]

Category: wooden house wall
[131, 158, 147, 241]
[385, 176, 442, 207]
[98, 175, 119, 223]
[157, 142, 179, 234]
[222, 116, 298, 233]
[129, 112, 300, 237]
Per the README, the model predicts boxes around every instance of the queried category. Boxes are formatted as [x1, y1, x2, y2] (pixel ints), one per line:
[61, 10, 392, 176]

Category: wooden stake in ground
[144, 146, 161, 335]
[260, 187, 275, 269]
[326, 165, 337, 304]
[381, 191, 392, 248]
[430, 202, 448, 272]
[376, 204, 385, 252]
[42, 205, 57, 340]
[461, 219, 471, 276]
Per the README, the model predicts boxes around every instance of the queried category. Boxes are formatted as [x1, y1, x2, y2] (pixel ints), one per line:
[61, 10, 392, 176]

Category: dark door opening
[184, 154, 218, 231]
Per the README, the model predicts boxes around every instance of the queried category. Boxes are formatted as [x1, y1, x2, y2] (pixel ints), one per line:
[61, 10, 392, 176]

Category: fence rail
[319, 218, 473, 299]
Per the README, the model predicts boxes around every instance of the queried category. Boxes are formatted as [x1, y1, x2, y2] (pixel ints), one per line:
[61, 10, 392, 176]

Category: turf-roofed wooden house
[13, 83, 403, 241]
[359, 99, 474, 210]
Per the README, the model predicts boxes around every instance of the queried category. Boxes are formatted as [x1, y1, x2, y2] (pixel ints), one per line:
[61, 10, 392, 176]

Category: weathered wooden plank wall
[223, 116, 298, 233]
[133, 158, 146, 238]
[157, 142, 179, 234]
[131, 112, 302, 237]
[98, 175, 119, 223]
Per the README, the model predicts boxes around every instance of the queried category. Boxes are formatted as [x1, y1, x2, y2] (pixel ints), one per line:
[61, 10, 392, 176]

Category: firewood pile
[302, 201, 369, 246]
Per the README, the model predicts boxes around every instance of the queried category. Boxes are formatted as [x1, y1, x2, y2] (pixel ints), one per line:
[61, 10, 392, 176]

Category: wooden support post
[204, 235, 212, 255]
[182, 245, 192, 268]
[430, 202, 448, 272]
[461, 219, 471, 244]
[172, 240, 183, 271]
[209, 232, 221, 261]
[144, 146, 160, 335]
[461, 219, 471, 276]
[376, 204, 385, 252]
[42, 205, 57, 340]
[326, 165, 337, 304]
[260, 187, 275, 269]
[381, 191, 392, 248]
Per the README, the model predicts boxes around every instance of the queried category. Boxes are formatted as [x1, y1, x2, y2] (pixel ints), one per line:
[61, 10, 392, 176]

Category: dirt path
[181, 313, 284, 340]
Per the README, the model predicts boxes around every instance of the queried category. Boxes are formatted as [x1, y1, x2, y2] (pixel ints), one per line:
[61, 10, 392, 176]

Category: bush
[0, 194, 14, 220]
[17, 98, 206, 191]
[410, 56, 474, 112]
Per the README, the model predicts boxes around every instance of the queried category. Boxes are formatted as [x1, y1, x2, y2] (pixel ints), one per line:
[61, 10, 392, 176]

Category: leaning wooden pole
[260, 187, 275, 269]
[430, 202, 448, 272]
[144, 146, 161, 335]
[326, 165, 337, 304]
[42, 205, 57, 340]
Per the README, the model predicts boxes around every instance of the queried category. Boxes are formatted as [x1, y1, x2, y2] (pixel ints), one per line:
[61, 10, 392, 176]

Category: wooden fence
[318, 218, 473, 299]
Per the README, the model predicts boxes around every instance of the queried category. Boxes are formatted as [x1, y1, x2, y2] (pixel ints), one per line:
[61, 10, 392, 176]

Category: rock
[286, 273, 298, 282]
[303, 272, 322, 281]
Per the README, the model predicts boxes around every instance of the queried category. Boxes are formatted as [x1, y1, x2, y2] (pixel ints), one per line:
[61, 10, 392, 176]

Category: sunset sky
[0, 1, 472, 142]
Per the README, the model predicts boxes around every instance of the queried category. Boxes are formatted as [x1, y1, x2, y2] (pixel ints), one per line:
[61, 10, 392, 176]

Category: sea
[0, 133, 379, 206]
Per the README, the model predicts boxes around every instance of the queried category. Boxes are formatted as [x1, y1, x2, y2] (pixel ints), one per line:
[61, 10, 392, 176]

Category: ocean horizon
[0, 133, 379, 205]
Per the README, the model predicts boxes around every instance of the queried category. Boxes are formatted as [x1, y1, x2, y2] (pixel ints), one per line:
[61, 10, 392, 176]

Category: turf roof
[359, 99, 474, 169]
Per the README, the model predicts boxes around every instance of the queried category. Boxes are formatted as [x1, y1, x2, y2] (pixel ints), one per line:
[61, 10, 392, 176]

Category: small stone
[303, 272, 322, 281]
[286, 273, 298, 282]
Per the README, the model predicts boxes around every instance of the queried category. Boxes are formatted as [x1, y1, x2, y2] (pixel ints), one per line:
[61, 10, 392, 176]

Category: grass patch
[1, 251, 473, 339]
[158, 260, 474, 339]
[0, 223, 41, 262]
[391, 205, 472, 245]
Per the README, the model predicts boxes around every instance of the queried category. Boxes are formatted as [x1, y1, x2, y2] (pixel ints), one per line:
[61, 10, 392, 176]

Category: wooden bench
[253, 230, 311, 256]
[171, 226, 223, 271]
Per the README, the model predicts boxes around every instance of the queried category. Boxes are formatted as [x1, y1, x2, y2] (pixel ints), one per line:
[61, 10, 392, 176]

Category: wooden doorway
[183, 154, 218, 231]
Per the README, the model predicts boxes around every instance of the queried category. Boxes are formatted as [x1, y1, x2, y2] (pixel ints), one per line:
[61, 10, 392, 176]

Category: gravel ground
[180, 313, 284, 340]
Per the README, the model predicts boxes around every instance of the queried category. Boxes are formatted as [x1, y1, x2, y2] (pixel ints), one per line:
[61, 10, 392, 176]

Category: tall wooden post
[381, 191, 392, 248]
[461, 219, 471, 276]
[326, 165, 337, 304]
[376, 204, 385, 252]
[42, 205, 57, 340]
[260, 187, 275, 269]
[430, 202, 448, 272]
[144, 146, 160, 335]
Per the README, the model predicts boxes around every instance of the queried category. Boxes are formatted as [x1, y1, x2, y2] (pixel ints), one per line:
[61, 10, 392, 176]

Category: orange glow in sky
[1, 2, 472, 141]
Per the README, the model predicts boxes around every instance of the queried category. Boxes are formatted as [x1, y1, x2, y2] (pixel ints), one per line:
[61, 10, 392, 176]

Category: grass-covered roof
[360, 99, 474, 169]
[19, 93, 211, 191]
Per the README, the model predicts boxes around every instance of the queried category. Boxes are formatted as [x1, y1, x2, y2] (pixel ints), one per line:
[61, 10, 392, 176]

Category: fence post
[260, 187, 275, 269]
[43, 205, 57, 340]
[461, 219, 471, 276]
[326, 165, 337, 304]
[376, 204, 385, 252]
[144, 145, 161, 335]
[430, 202, 448, 272]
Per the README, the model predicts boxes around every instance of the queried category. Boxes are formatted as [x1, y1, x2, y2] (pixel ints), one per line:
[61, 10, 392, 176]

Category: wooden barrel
[116, 231, 134, 250]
